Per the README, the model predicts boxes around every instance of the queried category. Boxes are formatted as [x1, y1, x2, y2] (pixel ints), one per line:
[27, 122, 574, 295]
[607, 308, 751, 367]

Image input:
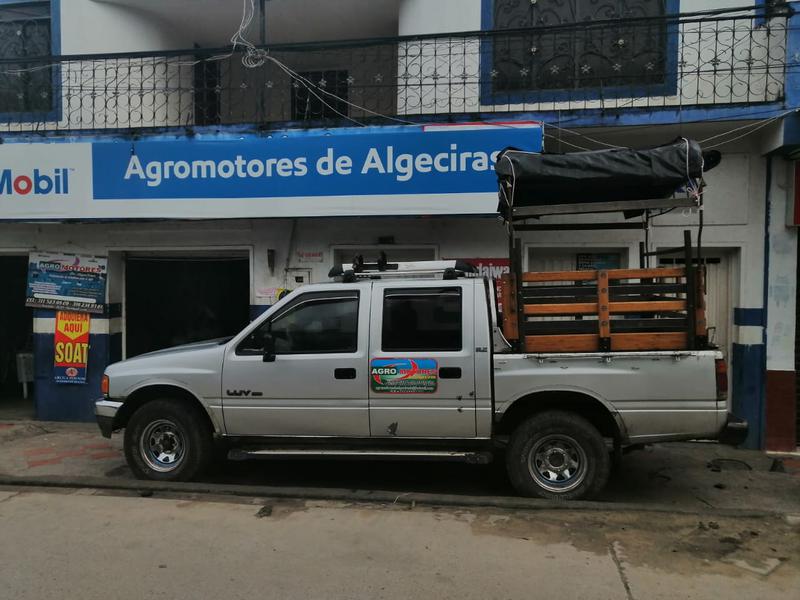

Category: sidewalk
[1, 418, 798, 514]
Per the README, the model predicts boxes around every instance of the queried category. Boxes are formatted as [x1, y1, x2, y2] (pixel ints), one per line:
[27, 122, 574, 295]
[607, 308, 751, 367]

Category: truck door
[368, 281, 477, 438]
[221, 288, 370, 436]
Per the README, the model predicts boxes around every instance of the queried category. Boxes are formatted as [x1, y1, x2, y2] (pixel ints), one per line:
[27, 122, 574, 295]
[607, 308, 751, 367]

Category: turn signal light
[715, 359, 728, 401]
[101, 374, 109, 397]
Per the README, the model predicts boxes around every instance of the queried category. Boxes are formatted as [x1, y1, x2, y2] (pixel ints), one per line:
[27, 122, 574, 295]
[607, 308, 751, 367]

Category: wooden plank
[525, 334, 599, 353]
[524, 299, 687, 316]
[606, 267, 685, 280]
[609, 300, 686, 313]
[611, 332, 687, 351]
[597, 270, 610, 342]
[526, 318, 688, 335]
[522, 270, 597, 283]
[525, 303, 598, 316]
[500, 273, 518, 340]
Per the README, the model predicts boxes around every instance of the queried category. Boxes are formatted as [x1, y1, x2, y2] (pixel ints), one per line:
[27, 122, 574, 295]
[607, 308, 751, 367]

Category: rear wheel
[506, 411, 610, 500]
[124, 399, 213, 481]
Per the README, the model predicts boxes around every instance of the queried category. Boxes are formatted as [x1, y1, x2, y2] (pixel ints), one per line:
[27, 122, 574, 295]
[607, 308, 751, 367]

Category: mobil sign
[0, 122, 542, 220]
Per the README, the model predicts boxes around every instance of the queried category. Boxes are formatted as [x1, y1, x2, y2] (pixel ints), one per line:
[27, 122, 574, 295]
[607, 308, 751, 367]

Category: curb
[0, 474, 787, 518]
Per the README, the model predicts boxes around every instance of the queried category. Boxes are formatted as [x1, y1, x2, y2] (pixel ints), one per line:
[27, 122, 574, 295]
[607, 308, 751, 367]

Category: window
[0, 1, 54, 115]
[382, 288, 462, 352]
[489, 0, 671, 94]
[291, 70, 349, 121]
[576, 253, 622, 271]
[237, 292, 359, 355]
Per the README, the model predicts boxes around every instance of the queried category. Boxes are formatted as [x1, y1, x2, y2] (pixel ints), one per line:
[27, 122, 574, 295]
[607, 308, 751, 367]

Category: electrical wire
[701, 113, 788, 148]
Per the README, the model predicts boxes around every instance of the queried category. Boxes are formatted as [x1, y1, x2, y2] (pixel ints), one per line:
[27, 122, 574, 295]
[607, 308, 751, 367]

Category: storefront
[0, 122, 543, 421]
[0, 120, 794, 452]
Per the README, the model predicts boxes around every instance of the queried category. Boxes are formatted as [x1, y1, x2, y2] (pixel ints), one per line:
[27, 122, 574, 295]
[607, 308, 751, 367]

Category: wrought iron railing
[0, 7, 789, 134]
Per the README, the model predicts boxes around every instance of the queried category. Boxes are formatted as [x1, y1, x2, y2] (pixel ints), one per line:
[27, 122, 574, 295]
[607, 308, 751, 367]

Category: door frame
[119, 246, 253, 360]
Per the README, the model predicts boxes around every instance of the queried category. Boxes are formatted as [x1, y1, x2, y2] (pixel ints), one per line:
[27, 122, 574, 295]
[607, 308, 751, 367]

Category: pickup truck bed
[493, 351, 725, 444]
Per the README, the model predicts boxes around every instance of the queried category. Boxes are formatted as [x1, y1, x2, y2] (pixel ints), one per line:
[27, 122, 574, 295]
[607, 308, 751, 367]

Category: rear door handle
[334, 368, 357, 380]
[439, 367, 462, 379]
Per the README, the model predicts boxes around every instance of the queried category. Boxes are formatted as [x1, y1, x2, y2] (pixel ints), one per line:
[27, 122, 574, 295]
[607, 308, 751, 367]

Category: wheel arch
[496, 390, 626, 442]
[114, 384, 221, 435]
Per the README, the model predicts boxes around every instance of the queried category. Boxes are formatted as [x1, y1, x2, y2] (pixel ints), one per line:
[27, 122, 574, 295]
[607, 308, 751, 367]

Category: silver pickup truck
[95, 264, 747, 500]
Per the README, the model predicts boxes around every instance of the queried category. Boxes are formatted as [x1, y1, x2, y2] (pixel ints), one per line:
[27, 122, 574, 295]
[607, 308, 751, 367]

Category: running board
[228, 448, 493, 465]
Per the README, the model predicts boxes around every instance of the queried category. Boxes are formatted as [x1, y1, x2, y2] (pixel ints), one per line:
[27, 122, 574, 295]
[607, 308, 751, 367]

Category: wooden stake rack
[499, 233, 708, 353]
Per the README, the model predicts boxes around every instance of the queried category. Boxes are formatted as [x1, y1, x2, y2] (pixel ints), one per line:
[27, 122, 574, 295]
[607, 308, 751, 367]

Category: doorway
[124, 254, 250, 357]
[0, 256, 34, 419]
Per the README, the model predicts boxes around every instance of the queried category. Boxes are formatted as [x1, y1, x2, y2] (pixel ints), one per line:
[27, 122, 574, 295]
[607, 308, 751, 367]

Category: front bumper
[719, 413, 749, 446]
[94, 399, 123, 438]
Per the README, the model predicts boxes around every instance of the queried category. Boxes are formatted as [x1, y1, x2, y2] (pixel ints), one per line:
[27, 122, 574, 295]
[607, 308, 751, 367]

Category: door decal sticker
[370, 358, 438, 394]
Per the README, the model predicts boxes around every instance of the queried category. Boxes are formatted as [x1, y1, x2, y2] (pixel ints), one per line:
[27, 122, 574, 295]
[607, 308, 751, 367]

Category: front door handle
[334, 368, 357, 380]
[439, 367, 462, 379]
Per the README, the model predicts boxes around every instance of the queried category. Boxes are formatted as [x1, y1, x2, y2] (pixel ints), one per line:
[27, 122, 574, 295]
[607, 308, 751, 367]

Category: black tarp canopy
[495, 138, 719, 220]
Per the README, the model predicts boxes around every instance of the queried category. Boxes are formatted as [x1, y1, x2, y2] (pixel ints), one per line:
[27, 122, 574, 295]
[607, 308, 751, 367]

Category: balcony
[0, 7, 789, 134]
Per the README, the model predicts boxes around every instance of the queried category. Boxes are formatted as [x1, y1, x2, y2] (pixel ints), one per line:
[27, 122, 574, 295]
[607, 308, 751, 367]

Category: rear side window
[382, 288, 462, 352]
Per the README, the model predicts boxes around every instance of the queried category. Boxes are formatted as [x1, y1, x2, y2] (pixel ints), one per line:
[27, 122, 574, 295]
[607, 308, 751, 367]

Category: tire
[505, 410, 610, 501]
[124, 398, 213, 482]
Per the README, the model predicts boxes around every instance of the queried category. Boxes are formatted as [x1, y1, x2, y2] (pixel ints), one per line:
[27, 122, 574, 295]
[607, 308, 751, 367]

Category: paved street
[0, 488, 798, 600]
[1, 420, 799, 513]
[0, 421, 799, 599]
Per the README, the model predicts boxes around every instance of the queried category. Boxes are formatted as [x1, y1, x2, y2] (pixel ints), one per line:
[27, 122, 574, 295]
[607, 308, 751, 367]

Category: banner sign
[0, 122, 543, 219]
[54, 311, 90, 384]
[26, 252, 108, 314]
[370, 358, 438, 394]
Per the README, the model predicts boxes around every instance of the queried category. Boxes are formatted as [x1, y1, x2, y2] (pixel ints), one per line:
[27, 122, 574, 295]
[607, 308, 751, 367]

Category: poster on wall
[26, 252, 108, 314]
[54, 311, 90, 384]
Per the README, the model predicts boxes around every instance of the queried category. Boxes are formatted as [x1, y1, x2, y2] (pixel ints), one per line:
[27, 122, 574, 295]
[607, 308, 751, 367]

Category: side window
[237, 292, 359, 355]
[382, 288, 462, 352]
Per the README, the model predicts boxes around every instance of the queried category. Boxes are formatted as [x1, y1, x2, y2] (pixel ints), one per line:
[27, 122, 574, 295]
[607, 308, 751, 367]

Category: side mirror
[262, 333, 276, 363]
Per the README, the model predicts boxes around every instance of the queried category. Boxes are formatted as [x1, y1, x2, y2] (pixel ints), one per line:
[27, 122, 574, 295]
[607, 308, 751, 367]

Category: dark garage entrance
[0, 256, 34, 419]
[125, 254, 250, 358]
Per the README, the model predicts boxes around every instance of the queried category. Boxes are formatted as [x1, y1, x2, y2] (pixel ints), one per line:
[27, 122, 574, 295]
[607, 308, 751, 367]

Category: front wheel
[506, 411, 610, 500]
[124, 399, 213, 481]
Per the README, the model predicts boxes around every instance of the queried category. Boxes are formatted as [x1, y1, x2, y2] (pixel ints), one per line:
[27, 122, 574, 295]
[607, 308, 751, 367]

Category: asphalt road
[0, 488, 797, 600]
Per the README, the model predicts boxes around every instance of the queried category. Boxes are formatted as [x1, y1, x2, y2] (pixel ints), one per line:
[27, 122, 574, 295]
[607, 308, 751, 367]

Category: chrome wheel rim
[140, 419, 186, 473]
[528, 434, 587, 493]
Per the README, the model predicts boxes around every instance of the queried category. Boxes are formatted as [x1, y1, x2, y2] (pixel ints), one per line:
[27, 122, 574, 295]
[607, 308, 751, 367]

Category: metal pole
[259, 0, 267, 45]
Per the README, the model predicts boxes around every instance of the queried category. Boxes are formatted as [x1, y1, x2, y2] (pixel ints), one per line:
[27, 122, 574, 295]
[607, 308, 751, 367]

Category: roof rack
[328, 254, 478, 282]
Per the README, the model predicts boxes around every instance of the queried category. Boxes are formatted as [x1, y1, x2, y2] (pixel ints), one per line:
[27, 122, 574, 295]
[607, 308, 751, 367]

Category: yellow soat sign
[54, 311, 91, 384]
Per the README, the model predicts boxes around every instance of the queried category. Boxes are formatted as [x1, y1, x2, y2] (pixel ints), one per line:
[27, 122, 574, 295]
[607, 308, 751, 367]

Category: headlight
[101, 374, 110, 397]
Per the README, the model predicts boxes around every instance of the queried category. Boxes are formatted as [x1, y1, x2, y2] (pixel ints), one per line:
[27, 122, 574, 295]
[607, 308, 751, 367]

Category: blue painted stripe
[34, 331, 107, 422]
[731, 342, 765, 449]
[33, 306, 118, 319]
[0, 102, 792, 144]
[733, 308, 764, 327]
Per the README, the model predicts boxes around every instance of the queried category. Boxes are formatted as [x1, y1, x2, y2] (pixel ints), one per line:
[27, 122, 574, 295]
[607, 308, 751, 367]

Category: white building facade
[0, 0, 797, 450]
